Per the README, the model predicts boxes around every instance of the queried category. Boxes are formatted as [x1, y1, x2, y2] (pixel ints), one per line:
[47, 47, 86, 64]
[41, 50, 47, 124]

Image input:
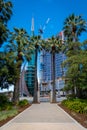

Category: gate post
[37, 82, 40, 103]
[50, 90, 53, 103]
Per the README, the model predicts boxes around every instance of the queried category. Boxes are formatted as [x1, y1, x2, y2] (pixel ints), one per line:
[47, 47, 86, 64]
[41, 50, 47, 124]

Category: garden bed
[0, 104, 30, 127]
[58, 103, 87, 128]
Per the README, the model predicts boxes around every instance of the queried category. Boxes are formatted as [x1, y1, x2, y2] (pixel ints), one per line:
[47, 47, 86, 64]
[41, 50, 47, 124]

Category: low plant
[84, 106, 87, 114]
[0, 109, 18, 121]
[18, 99, 29, 107]
[0, 94, 13, 111]
[61, 99, 87, 114]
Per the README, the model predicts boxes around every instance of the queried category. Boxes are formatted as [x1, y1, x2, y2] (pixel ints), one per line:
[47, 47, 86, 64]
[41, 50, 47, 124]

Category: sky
[1, 0, 87, 90]
[8, 0, 87, 41]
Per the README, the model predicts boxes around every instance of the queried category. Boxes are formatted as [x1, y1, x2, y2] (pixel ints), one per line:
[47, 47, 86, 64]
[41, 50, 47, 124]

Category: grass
[0, 109, 18, 121]
[0, 98, 30, 126]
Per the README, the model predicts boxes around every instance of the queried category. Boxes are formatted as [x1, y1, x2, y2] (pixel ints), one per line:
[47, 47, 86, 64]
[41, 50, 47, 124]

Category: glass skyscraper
[25, 53, 35, 96]
[39, 31, 66, 92]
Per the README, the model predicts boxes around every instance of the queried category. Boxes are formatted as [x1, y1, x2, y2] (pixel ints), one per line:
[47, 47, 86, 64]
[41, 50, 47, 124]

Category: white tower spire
[31, 17, 34, 36]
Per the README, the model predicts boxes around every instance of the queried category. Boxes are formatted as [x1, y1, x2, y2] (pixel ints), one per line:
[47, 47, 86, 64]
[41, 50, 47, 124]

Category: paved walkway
[0, 103, 86, 130]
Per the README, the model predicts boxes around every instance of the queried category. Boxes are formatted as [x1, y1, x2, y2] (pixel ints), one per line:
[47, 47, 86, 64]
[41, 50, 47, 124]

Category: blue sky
[6, 0, 87, 41]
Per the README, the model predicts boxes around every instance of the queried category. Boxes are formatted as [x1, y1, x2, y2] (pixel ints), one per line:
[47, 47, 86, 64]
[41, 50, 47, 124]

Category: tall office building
[55, 52, 66, 78]
[43, 51, 52, 81]
[40, 52, 66, 80]
[39, 31, 66, 92]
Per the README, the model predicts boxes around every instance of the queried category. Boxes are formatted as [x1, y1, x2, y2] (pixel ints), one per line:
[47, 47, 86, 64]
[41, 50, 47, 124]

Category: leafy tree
[0, 0, 13, 90]
[0, 52, 8, 88]
[6, 28, 33, 103]
[63, 14, 87, 96]
[62, 42, 81, 94]
[0, 51, 20, 91]
[63, 41, 87, 98]
[0, 0, 13, 46]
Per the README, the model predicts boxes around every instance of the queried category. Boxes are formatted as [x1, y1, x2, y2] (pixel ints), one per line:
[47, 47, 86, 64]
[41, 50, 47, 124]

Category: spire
[31, 17, 34, 36]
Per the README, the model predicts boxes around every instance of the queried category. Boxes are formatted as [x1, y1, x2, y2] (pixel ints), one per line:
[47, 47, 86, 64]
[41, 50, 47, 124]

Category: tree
[79, 40, 87, 97]
[0, 51, 20, 91]
[43, 36, 62, 103]
[0, 52, 8, 88]
[30, 35, 41, 103]
[62, 41, 81, 95]
[63, 14, 87, 96]
[0, 0, 13, 91]
[62, 41, 87, 98]
[6, 28, 33, 103]
[63, 14, 86, 42]
[0, 0, 13, 46]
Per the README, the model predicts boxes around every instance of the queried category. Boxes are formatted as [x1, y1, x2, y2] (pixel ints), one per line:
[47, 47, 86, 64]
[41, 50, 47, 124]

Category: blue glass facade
[28, 53, 35, 66]
[25, 53, 35, 96]
[39, 50, 67, 92]
[40, 52, 66, 81]
[55, 52, 66, 78]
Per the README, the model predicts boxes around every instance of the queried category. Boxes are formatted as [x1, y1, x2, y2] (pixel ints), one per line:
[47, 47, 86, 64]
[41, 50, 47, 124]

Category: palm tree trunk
[52, 52, 56, 103]
[33, 47, 38, 103]
[12, 65, 21, 104]
[12, 79, 20, 104]
[73, 32, 77, 95]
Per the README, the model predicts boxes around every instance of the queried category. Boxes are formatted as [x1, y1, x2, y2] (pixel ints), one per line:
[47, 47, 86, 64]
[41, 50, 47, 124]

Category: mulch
[0, 104, 30, 127]
[58, 103, 87, 128]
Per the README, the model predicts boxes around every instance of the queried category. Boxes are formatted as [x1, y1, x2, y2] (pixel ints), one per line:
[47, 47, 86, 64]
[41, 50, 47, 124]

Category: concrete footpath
[0, 103, 86, 130]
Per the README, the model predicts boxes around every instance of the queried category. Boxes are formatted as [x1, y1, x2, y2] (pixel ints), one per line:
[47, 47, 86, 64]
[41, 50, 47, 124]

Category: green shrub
[0, 94, 13, 110]
[0, 104, 12, 111]
[68, 101, 86, 113]
[18, 99, 29, 107]
[0, 94, 9, 104]
[61, 99, 87, 114]
[66, 94, 76, 99]
[83, 106, 87, 114]
[5, 103, 13, 110]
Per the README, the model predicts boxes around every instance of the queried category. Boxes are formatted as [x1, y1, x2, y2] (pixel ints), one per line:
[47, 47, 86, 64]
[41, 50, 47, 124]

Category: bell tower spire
[31, 17, 34, 36]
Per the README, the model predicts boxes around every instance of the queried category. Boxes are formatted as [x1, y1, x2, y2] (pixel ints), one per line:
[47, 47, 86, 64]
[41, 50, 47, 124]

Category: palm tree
[63, 14, 87, 96]
[63, 14, 86, 42]
[6, 28, 33, 103]
[44, 36, 62, 103]
[0, 0, 13, 46]
[30, 35, 41, 103]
